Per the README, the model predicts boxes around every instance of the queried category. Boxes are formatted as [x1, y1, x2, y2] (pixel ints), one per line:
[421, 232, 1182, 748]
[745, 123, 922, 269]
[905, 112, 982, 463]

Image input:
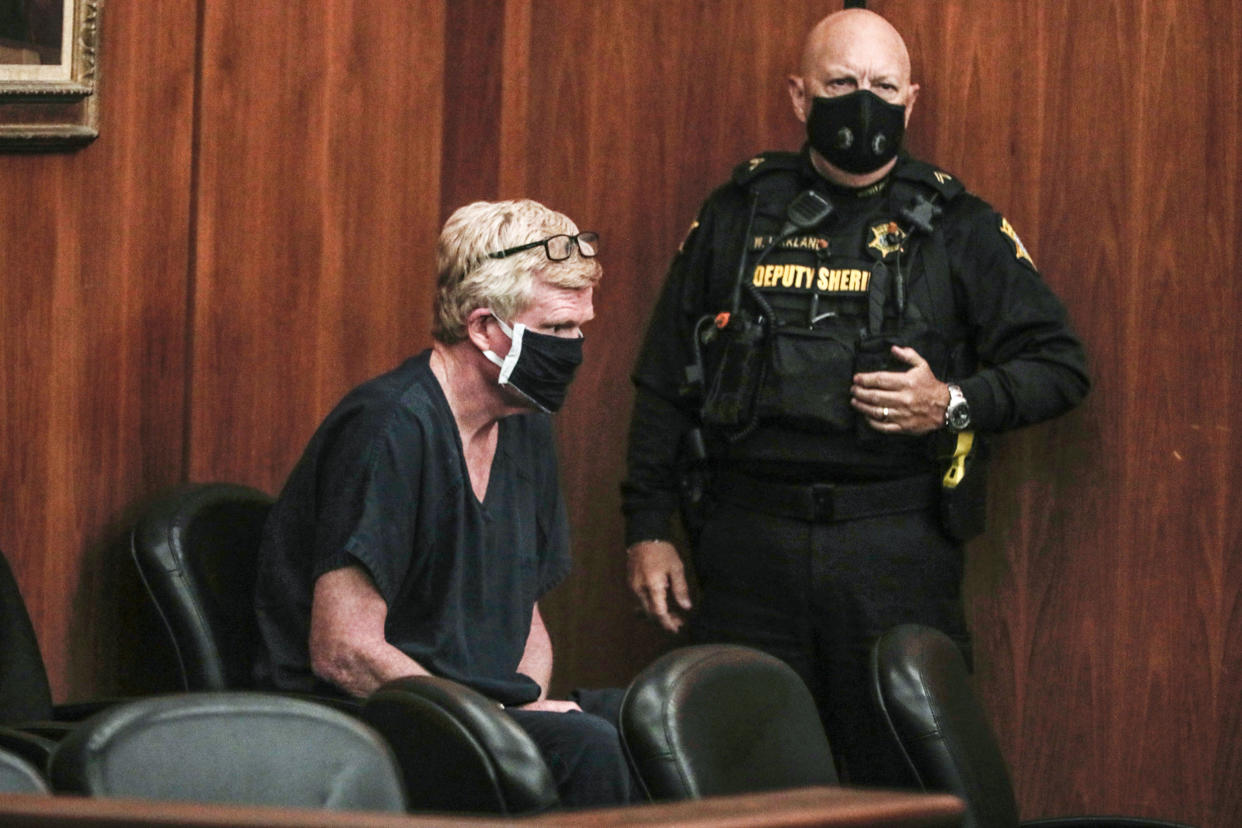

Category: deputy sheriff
[622, 8, 1089, 787]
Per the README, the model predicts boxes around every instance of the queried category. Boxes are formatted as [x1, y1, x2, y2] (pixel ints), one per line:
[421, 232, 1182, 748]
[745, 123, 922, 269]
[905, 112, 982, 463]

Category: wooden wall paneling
[880, 2, 1240, 824]
[512, 0, 825, 691]
[1210, 7, 1242, 826]
[190, 1, 446, 492]
[439, 0, 505, 221]
[1109, 2, 1241, 823]
[889, 0, 1133, 815]
[0, 1, 199, 698]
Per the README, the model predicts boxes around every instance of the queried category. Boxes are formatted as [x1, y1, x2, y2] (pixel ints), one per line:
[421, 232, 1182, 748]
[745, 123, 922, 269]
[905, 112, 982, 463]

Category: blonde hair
[433, 200, 602, 344]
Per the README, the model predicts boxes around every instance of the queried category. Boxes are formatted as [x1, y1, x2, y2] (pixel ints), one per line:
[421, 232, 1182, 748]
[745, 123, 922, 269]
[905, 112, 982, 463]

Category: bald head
[787, 9, 919, 185]
[800, 9, 912, 85]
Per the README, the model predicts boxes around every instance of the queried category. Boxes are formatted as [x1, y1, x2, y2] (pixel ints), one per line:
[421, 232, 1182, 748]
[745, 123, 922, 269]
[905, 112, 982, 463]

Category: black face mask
[483, 316, 583, 413]
[806, 90, 906, 175]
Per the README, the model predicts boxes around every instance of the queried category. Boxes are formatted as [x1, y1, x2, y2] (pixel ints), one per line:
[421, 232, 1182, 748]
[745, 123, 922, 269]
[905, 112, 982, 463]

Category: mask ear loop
[481, 313, 525, 386]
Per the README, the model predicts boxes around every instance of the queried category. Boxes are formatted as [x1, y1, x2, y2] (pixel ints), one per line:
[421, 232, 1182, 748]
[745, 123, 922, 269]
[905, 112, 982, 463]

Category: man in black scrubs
[254, 199, 635, 807]
[623, 8, 1089, 786]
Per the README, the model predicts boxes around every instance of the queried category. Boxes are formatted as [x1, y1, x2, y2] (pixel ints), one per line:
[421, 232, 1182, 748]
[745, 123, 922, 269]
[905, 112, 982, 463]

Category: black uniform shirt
[622, 149, 1089, 545]
[253, 351, 572, 704]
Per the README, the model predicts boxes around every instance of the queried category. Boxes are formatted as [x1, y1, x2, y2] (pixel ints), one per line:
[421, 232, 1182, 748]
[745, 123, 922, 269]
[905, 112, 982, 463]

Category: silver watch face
[947, 386, 970, 430]
[948, 403, 971, 429]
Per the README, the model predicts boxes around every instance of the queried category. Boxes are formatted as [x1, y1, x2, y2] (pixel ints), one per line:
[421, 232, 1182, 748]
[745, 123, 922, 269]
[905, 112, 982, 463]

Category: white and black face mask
[482, 315, 584, 413]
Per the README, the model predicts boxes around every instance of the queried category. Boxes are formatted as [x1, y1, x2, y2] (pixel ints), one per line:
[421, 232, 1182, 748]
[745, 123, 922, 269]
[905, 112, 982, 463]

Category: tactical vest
[698, 153, 967, 444]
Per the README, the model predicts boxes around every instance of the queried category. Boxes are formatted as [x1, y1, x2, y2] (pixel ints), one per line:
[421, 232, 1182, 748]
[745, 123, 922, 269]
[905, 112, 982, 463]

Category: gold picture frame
[0, 0, 102, 151]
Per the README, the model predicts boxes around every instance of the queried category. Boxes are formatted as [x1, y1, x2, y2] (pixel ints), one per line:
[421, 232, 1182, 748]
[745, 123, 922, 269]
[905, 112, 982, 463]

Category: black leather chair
[0, 548, 55, 724]
[619, 644, 838, 801]
[48, 692, 406, 811]
[0, 547, 120, 766]
[130, 482, 274, 691]
[0, 744, 49, 794]
[129, 482, 560, 815]
[871, 624, 1196, 828]
[362, 675, 559, 815]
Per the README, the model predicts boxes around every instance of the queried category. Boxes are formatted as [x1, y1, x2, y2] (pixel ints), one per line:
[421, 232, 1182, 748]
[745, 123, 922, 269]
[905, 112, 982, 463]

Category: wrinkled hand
[514, 699, 581, 713]
[626, 540, 691, 633]
[850, 345, 951, 434]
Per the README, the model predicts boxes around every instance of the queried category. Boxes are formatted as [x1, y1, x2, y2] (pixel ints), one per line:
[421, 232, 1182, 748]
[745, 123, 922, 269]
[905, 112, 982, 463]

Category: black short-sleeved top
[253, 350, 572, 704]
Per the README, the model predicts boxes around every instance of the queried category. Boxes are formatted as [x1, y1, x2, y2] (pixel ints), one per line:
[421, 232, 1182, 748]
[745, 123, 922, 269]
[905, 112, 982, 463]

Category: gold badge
[867, 222, 906, 258]
[747, 156, 764, 172]
[999, 217, 1035, 267]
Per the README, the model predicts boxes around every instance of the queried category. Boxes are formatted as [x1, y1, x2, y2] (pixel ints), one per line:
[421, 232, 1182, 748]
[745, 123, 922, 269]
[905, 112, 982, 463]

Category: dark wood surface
[0, 787, 964, 828]
[0, 2, 1235, 825]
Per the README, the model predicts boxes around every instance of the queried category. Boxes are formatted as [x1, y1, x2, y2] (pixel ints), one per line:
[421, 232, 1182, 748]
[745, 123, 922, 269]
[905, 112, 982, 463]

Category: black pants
[506, 687, 641, 809]
[688, 498, 969, 788]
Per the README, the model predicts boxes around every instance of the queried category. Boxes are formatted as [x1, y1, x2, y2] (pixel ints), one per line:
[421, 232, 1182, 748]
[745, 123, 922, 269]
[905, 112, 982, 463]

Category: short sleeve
[311, 406, 425, 602]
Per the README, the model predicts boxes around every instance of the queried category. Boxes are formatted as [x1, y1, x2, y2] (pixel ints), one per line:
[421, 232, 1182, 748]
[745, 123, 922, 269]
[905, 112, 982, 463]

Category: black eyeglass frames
[486, 231, 599, 262]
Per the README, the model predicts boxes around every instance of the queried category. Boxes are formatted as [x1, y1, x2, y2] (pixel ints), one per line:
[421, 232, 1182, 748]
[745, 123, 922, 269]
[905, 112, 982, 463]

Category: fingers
[669, 569, 692, 611]
[648, 584, 684, 633]
[626, 541, 690, 634]
[889, 344, 927, 369]
[851, 396, 904, 432]
[518, 699, 582, 713]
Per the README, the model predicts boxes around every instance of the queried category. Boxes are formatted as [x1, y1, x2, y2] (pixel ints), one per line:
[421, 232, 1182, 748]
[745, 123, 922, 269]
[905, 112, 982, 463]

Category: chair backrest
[362, 675, 560, 815]
[48, 692, 407, 811]
[619, 644, 838, 801]
[870, 624, 1019, 828]
[0, 744, 49, 794]
[0, 548, 55, 723]
[130, 483, 274, 690]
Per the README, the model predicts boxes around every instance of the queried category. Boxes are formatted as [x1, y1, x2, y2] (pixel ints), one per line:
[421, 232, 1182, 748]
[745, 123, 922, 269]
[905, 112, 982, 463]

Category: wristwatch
[944, 383, 971, 431]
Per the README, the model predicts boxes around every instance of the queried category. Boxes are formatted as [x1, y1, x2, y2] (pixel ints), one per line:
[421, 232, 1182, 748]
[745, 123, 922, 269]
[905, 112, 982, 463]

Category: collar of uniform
[798, 143, 898, 200]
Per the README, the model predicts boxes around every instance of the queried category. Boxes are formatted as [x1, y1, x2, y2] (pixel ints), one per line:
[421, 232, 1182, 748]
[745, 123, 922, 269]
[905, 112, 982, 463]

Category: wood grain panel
[0, 1, 1235, 824]
[189, 1, 445, 491]
[0, 1, 198, 698]
[510, 0, 822, 691]
[439, 0, 504, 222]
[509, 1, 1237, 823]
[877, 2, 1240, 824]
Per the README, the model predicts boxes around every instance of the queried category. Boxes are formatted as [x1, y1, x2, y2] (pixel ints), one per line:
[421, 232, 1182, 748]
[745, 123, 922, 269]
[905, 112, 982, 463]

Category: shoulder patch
[732, 151, 801, 186]
[998, 216, 1036, 269]
[894, 159, 966, 201]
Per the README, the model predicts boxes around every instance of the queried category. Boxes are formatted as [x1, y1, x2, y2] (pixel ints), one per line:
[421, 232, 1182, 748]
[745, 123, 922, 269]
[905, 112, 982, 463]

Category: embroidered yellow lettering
[753, 264, 853, 291]
[814, 268, 873, 293]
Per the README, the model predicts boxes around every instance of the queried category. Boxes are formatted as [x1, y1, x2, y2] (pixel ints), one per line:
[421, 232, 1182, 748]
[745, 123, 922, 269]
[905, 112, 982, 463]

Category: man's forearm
[309, 565, 431, 699]
[311, 636, 431, 699]
[516, 605, 553, 698]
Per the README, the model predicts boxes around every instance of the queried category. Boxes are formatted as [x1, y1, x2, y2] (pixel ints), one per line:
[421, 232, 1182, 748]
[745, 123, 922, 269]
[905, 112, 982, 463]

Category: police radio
[692, 190, 833, 440]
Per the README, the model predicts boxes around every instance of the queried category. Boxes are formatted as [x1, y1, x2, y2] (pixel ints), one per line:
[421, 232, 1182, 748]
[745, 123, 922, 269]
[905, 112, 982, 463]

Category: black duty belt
[712, 469, 939, 523]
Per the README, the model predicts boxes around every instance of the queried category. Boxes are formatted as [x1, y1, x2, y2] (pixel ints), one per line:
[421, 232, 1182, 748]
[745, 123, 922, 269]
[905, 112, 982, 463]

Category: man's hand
[627, 540, 692, 633]
[514, 699, 582, 713]
[850, 344, 951, 435]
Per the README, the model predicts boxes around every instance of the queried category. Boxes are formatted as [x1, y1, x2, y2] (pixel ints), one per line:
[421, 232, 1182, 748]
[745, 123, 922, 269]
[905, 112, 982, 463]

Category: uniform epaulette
[731, 151, 802, 186]
[893, 159, 966, 201]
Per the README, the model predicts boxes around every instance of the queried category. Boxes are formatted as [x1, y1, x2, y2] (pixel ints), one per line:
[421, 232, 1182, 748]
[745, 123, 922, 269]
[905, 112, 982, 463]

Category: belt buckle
[809, 483, 835, 521]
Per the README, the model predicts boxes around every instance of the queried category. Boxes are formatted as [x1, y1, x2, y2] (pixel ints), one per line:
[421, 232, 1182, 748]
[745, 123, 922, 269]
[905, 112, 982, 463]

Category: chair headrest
[0, 745, 49, 794]
[49, 692, 406, 812]
[620, 644, 837, 800]
[871, 624, 1018, 828]
[363, 675, 559, 815]
[130, 483, 274, 690]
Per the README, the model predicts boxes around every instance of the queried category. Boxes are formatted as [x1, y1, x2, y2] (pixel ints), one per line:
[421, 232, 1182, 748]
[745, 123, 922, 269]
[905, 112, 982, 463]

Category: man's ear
[904, 83, 919, 126]
[788, 74, 808, 123]
[465, 307, 495, 352]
